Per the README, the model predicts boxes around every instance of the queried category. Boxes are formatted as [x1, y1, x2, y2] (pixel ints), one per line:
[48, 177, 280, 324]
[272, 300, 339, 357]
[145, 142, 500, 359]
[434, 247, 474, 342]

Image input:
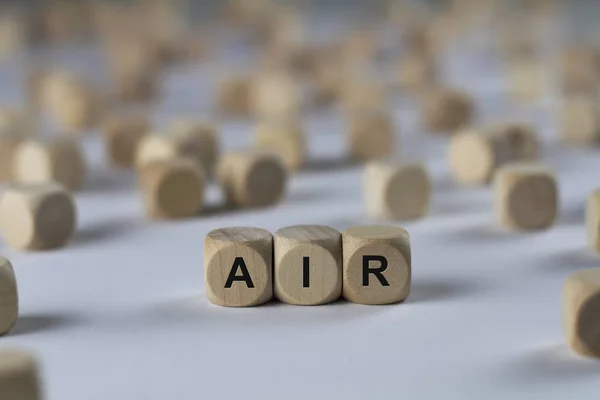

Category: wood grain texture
[254, 119, 306, 171]
[587, 189, 600, 252]
[364, 160, 431, 220]
[139, 158, 205, 220]
[564, 269, 600, 358]
[449, 123, 539, 185]
[205, 227, 273, 307]
[13, 138, 87, 191]
[342, 225, 411, 305]
[560, 97, 600, 146]
[217, 150, 287, 209]
[0, 257, 18, 336]
[347, 108, 396, 161]
[494, 162, 557, 231]
[274, 225, 342, 305]
[103, 114, 150, 169]
[0, 182, 76, 250]
[0, 349, 42, 400]
[422, 87, 473, 133]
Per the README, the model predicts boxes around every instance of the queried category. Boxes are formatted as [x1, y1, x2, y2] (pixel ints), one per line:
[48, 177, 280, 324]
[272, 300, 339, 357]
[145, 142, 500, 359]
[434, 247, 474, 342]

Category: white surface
[2, 18, 600, 400]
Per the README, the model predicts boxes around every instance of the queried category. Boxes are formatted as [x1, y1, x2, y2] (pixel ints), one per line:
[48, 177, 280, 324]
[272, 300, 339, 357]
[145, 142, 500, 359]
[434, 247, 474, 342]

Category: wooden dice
[342, 225, 411, 305]
[274, 225, 342, 305]
[216, 74, 253, 117]
[254, 119, 306, 171]
[587, 189, 600, 252]
[136, 121, 219, 176]
[139, 158, 205, 220]
[449, 123, 539, 185]
[217, 150, 287, 209]
[422, 88, 474, 133]
[494, 163, 557, 231]
[103, 114, 150, 168]
[13, 138, 86, 191]
[252, 71, 301, 121]
[205, 227, 273, 307]
[564, 269, 600, 358]
[0, 257, 18, 335]
[0, 130, 24, 181]
[0, 349, 42, 400]
[0, 182, 76, 250]
[560, 98, 600, 146]
[347, 108, 396, 161]
[364, 160, 431, 220]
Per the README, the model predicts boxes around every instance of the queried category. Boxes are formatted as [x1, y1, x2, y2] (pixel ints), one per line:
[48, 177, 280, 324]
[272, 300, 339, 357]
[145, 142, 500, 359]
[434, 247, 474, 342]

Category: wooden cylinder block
[422, 88, 474, 133]
[216, 75, 253, 117]
[342, 225, 411, 305]
[204, 227, 273, 307]
[139, 158, 205, 220]
[347, 108, 396, 161]
[252, 72, 302, 121]
[103, 114, 150, 169]
[364, 160, 431, 220]
[0, 349, 42, 400]
[494, 163, 557, 231]
[564, 269, 600, 358]
[13, 138, 86, 191]
[0, 182, 76, 250]
[560, 97, 600, 146]
[449, 123, 539, 185]
[168, 120, 220, 176]
[274, 225, 342, 305]
[587, 189, 600, 252]
[0, 257, 18, 335]
[217, 150, 287, 209]
[254, 119, 306, 171]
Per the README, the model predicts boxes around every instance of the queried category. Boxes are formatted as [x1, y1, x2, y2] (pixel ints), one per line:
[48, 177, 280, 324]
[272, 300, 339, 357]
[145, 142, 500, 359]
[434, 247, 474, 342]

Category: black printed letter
[224, 257, 255, 288]
[302, 257, 310, 288]
[362, 255, 390, 287]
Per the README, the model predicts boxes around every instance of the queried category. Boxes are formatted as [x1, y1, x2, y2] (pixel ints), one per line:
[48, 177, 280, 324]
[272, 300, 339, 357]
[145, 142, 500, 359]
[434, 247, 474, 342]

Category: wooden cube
[274, 225, 342, 305]
[341, 78, 386, 111]
[13, 138, 86, 191]
[217, 150, 287, 209]
[396, 52, 437, 93]
[508, 59, 546, 102]
[342, 225, 411, 305]
[254, 119, 306, 171]
[0, 349, 42, 400]
[0, 257, 17, 335]
[564, 268, 600, 358]
[560, 98, 600, 146]
[364, 160, 431, 220]
[0, 182, 76, 250]
[494, 163, 557, 230]
[347, 108, 396, 161]
[136, 121, 219, 176]
[422, 88, 474, 134]
[139, 158, 205, 220]
[216, 75, 253, 117]
[204, 227, 273, 307]
[449, 123, 539, 185]
[252, 72, 301, 121]
[103, 114, 150, 169]
[559, 48, 599, 97]
[587, 189, 600, 252]
[0, 130, 24, 181]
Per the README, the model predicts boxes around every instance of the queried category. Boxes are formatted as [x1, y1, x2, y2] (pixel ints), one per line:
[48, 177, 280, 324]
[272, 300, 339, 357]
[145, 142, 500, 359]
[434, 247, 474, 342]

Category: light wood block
[587, 189, 600, 252]
[449, 123, 539, 185]
[274, 225, 342, 305]
[564, 268, 600, 358]
[0, 130, 24, 181]
[0, 109, 32, 136]
[216, 75, 252, 117]
[494, 163, 557, 231]
[342, 225, 411, 305]
[168, 120, 220, 176]
[341, 78, 386, 111]
[508, 59, 546, 102]
[396, 52, 436, 93]
[0, 182, 76, 250]
[217, 150, 287, 208]
[139, 158, 205, 220]
[13, 138, 86, 191]
[0, 257, 17, 336]
[0, 349, 41, 400]
[560, 98, 600, 146]
[103, 114, 150, 169]
[364, 160, 431, 220]
[559, 48, 599, 97]
[254, 119, 306, 171]
[347, 109, 396, 161]
[205, 227, 273, 307]
[422, 88, 474, 134]
[252, 72, 301, 121]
